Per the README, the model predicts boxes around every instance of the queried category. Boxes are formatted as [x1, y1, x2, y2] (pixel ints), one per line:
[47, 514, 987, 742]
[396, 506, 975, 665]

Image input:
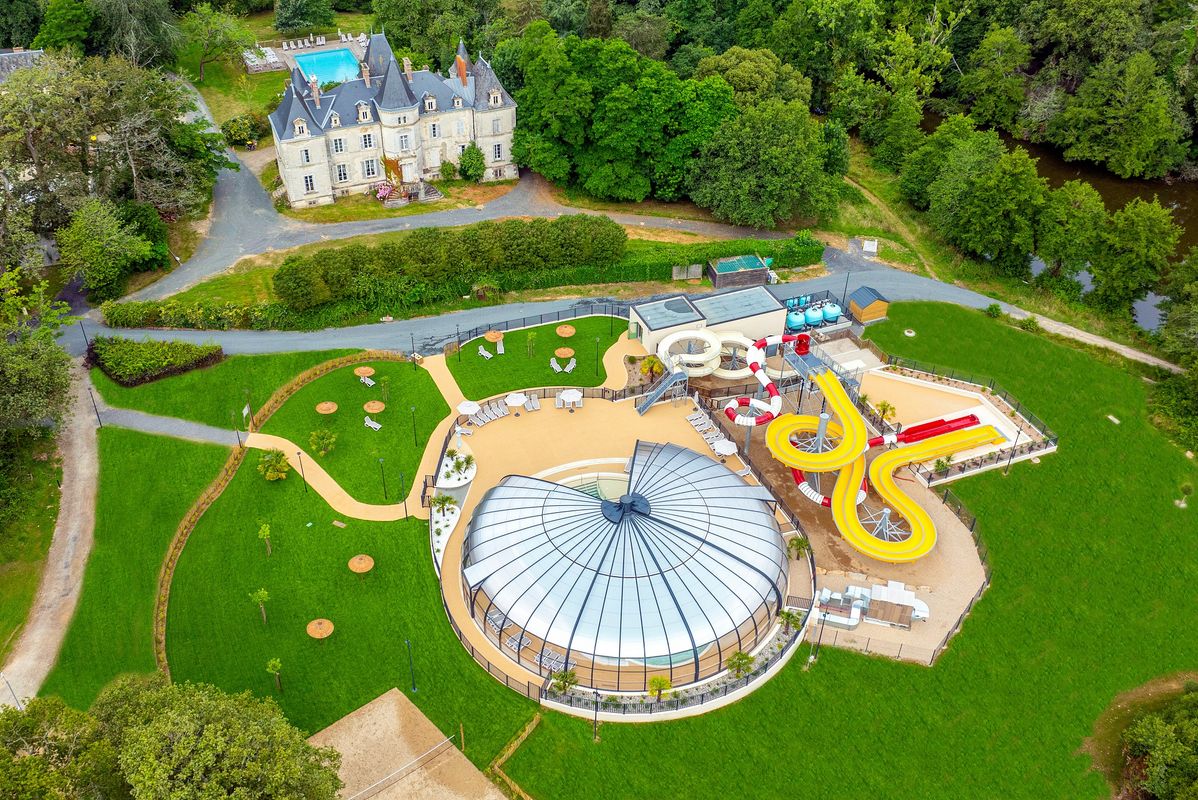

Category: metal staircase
[635, 368, 688, 415]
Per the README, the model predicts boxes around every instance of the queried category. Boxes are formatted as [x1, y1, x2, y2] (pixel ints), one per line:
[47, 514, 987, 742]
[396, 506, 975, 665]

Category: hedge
[88, 336, 225, 386]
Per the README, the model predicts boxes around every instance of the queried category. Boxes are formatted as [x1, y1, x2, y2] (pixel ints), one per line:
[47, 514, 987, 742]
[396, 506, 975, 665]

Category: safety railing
[438, 303, 632, 352]
[442, 596, 545, 701]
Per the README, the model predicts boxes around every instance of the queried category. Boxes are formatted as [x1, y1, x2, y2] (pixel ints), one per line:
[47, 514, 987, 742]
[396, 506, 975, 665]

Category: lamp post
[78, 320, 90, 347]
[410, 333, 417, 371]
[409, 406, 417, 446]
[399, 471, 408, 517]
[1004, 426, 1022, 476]
[1, 671, 22, 710]
[379, 457, 388, 500]
[455, 325, 461, 362]
[594, 336, 600, 375]
[87, 387, 102, 428]
[405, 638, 417, 692]
[593, 690, 600, 741]
[296, 451, 307, 493]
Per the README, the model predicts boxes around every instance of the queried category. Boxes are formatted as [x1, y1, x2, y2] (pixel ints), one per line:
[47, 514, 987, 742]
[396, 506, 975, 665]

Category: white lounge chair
[478, 345, 493, 360]
[496, 339, 505, 355]
[733, 465, 752, 477]
[493, 402, 509, 418]
[551, 358, 562, 372]
[530, 394, 541, 411]
[364, 416, 382, 431]
[555, 395, 564, 409]
[281, 40, 288, 51]
[360, 375, 375, 387]
[564, 358, 576, 373]
[455, 425, 473, 436]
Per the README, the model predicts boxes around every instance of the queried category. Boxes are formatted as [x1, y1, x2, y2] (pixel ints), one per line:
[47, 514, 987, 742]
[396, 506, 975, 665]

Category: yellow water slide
[764, 371, 869, 471]
[830, 425, 1006, 563]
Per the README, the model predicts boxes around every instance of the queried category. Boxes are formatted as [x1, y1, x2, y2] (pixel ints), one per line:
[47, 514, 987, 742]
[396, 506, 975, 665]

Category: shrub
[458, 143, 486, 182]
[118, 201, 172, 272]
[776, 230, 825, 268]
[309, 429, 336, 457]
[257, 449, 291, 481]
[88, 336, 224, 386]
[220, 112, 270, 148]
[984, 303, 1003, 318]
[439, 160, 457, 180]
[273, 256, 332, 310]
[1018, 315, 1041, 333]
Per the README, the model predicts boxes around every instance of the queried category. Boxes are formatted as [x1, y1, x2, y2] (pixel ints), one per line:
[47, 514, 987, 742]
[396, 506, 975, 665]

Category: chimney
[455, 55, 468, 87]
[360, 61, 371, 88]
[402, 57, 413, 80]
[309, 75, 320, 108]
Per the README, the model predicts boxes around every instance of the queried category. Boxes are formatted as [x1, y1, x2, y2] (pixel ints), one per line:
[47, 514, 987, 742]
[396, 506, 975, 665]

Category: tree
[1051, 52, 1187, 178]
[0, 272, 73, 436]
[1090, 197, 1181, 312]
[640, 355, 665, 382]
[786, 535, 810, 559]
[267, 658, 283, 693]
[876, 400, 896, 423]
[0, 0, 42, 50]
[458, 143, 486, 182]
[1121, 682, 1198, 800]
[430, 493, 458, 516]
[30, 0, 91, 53]
[257, 448, 291, 481]
[550, 669, 578, 694]
[0, 696, 124, 797]
[693, 46, 811, 109]
[181, 3, 256, 82]
[88, 0, 181, 67]
[960, 26, 1030, 129]
[779, 609, 803, 635]
[612, 10, 671, 60]
[57, 199, 153, 301]
[274, 0, 333, 33]
[1035, 180, 1107, 278]
[899, 114, 977, 210]
[691, 101, 841, 229]
[648, 675, 671, 702]
[309, 428, 337, 456]
[767, 0, 880, 105]
[726, 650, 754, 678]
[257, 522, 272, 556]
[90, 674, 341, 798]
[251, 587, 269, 624]
[867, 88, 924, 170]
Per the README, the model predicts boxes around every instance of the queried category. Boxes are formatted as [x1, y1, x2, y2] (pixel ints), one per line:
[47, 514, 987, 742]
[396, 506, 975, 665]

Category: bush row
[88, 336, 224, 386]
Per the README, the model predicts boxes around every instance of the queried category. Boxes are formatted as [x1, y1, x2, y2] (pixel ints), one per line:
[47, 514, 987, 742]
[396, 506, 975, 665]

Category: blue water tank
[822, 303, 842, 323]
[805, 307, 824, 325]
[786, 311, 805, 330]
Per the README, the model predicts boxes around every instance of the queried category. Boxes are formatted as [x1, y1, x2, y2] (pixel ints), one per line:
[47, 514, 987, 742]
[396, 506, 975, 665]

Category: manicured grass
[279, 180, 517, 224]
[447, 316, 625, 400]
[0, 434, 61, 663]
[259, 361, 449, 504]
[503, 302, 1198, 799]
[40, 429, 229, 708]
[165, 466, 537, 761]
[92, 350, 357, 429]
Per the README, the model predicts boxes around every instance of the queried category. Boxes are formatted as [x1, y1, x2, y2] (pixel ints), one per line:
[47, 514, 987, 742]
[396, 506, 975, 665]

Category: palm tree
[876, 400, 896, 424]
[648, 675, 671, 702]
[526, 331, 537, 358]
[726, 651, 755, 679]
[786, 536, 810, 560]
[455, 454, 475, 476]
[640, 355, 665, 382]
[257, 449, 290, 481]
[250, 588, 269, 625]
[258, 523, 272, 557]
[778, 609, 803, 635]
[266, 658, 282, 693]
[551, 669, 578, 694]
[430, 494, 458, 517]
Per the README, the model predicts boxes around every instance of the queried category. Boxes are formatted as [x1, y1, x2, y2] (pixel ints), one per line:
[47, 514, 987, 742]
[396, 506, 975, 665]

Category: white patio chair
[360, 375, 375, 387]
[551, 358, 562, 372]
[555, 395, 564, 409]
[364, 416, 382, 431]
[564, 358, 576, 373]
[478, 345, 492, 360]
[497, 340, 505, 355]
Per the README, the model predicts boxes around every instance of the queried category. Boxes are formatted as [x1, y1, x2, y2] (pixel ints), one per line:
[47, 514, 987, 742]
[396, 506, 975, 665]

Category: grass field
[0, 434, 61, 663]
[165, 466, 537, 762]
[502, 302, 1198, 799]
[280, 181, 517, 223]
[40, 429, 229, 708]
[447, 317, 624, 399]
[259, 360, 449, 504]
[92, 350, 356, 429]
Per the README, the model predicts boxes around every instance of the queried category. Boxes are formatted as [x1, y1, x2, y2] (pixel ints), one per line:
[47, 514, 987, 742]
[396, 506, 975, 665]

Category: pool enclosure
[461, 441, 788, 692]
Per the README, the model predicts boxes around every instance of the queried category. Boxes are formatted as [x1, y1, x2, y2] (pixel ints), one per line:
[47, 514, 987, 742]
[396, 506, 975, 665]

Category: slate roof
[0, 49, 42, 84]
[848, 286, 887, 307]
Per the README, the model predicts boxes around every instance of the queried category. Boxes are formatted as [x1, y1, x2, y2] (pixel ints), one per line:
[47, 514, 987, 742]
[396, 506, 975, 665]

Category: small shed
[708, 254, 768, 290]
[848, 286, 889, 324]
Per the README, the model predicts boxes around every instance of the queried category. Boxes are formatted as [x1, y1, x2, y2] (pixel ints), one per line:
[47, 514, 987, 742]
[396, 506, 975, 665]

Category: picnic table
[555, 324, 576, 338]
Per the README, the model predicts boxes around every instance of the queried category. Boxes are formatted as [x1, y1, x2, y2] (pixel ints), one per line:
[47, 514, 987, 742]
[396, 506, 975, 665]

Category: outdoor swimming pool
[293, 49, 360, 83]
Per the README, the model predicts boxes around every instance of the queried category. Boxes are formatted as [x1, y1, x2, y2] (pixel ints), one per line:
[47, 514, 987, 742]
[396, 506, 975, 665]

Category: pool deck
[273, 37, 365, 76]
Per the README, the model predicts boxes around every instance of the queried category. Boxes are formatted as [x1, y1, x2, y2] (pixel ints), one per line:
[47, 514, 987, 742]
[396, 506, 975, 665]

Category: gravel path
[1, 363, 98, 708]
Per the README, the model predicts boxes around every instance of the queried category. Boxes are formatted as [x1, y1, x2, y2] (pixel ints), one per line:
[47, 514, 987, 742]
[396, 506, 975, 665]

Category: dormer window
[488, 89, 501, 107]
[329, 112, 340, 127]
[293, 118, 307, 136]
[357, 103, 371, 123]
[425, 97, 436, 111]
[452, 96, 462, 109]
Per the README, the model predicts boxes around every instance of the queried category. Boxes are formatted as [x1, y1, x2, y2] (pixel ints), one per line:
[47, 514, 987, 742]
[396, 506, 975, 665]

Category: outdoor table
[713, 439, 738, 458]
[555, 347, 575, 359]
[484, 330, 504, 343]
[363, 401, 385, 414]
[307, 618, 334, 641]
[316, 401, 338, 415]
[560, 389, 583, 412]
[349, 554, 374, 580]
[555, 324, 576, 338]
[353, 366, 375, 377]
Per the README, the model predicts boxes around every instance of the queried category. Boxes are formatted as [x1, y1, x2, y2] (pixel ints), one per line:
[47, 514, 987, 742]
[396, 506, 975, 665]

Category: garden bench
[364, 416, 382, 431]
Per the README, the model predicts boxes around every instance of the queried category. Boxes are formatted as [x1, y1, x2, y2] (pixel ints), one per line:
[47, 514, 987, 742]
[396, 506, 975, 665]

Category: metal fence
[442, 597, 546, 700]
[443, 303, 632, 352]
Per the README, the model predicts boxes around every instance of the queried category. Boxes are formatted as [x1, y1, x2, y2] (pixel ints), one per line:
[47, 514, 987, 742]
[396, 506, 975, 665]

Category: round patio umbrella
[560, 389, 583, 403]
[457, 400, 481, 415]
[713, 439, 738, 457]
[505, 392, 528, 407]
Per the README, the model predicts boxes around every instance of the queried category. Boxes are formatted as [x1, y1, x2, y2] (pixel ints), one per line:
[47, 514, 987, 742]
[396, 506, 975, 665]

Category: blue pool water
[293, 49, 361, 84]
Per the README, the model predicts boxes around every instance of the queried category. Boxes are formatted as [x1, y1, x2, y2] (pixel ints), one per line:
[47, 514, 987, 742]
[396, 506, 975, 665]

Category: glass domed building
[461, 441, 788, 692]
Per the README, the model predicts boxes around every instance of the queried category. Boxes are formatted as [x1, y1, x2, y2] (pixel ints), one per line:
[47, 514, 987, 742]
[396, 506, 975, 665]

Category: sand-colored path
[600, 332, 646, 390]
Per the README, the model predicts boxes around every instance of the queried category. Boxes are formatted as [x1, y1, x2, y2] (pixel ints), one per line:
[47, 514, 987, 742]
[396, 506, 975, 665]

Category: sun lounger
[455, 425, 473, 436]
[497, 339, 505, 355]
[555, 395, 564, 409]
[524, 397, 537, 412]
[493, 401, 509, 418]
[505, 634, 530, 652]
[564, 358, 576, 374]
[281, 40, 289, 50]
[360, 375, 375, 387]
[530, 394, 541, 411]
[364, 416, 382, 431]
[485, 609, 510, 634]
[733, 465, 752, 477]
[478, 345, 493, 360]
[551, 358, 562, 372]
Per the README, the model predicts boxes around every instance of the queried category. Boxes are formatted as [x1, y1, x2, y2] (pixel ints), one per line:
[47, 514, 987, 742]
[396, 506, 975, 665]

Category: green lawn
[40, 429, 229, 709]
[0, 434, 61, 663]
[259, 360, 449, 504]
[503, 302, 1198, 799]
[447, 317, 625, 400]
[92, 350, 356, 429]
[165, 466, 537, 761]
